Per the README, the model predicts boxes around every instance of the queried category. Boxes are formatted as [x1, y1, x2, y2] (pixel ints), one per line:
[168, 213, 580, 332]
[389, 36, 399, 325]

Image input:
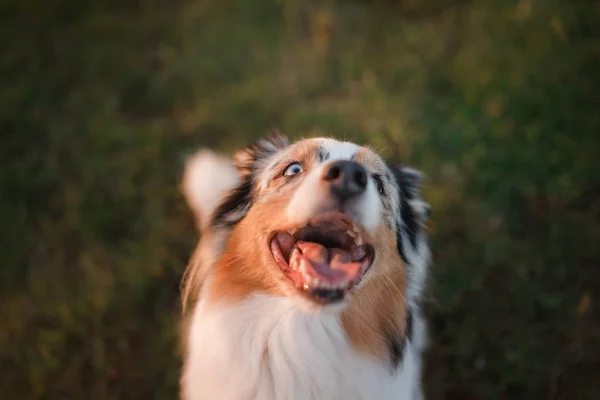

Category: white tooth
[300, 262, 309, 278]
[356, 235, 364, 245]
[303, 283, 309, 290]
[347, 230, 356, 238]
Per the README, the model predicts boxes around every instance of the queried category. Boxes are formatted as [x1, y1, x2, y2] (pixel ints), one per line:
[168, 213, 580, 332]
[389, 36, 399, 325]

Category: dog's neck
[182, 292, 423, 400]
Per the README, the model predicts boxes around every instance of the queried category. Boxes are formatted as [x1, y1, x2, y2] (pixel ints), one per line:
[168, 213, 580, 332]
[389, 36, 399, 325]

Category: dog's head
[182, 132, 429, 313]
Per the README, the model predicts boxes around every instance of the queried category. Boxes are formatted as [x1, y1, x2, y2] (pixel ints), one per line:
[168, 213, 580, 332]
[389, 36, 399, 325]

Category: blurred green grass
[1, 0, 599, 398]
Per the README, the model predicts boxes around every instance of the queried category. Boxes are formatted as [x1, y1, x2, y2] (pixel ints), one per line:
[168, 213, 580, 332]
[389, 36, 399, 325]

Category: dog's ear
[181, 149, 240, 231]
[211, 131, 289, 228]
[234, 130, 289, 177]
[388, 164, 430, 263]
[390, 165, 430, 222]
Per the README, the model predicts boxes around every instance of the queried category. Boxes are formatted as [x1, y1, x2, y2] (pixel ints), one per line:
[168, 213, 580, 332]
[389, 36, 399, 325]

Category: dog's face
[205, 133, 429, 312]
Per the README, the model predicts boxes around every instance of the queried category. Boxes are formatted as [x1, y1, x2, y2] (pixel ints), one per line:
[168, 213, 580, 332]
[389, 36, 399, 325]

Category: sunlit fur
[180, 133, 430, 400]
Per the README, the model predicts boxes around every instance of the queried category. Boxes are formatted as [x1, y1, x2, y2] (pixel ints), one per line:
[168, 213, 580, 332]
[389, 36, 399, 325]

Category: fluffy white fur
[180, 140, 429, 400]
[182, 294, 426, 400]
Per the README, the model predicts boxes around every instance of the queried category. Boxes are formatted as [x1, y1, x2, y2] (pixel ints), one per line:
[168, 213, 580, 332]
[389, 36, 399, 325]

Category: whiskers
[381, 275, 407, 305]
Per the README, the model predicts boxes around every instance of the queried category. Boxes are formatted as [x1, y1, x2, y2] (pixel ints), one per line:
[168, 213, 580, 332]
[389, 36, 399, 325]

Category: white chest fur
[182, 295, 423, 400]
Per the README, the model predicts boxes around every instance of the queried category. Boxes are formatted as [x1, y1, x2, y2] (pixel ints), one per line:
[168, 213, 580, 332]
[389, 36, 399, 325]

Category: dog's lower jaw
[280, 286, 348, 315]
[181, 293, 425, 400]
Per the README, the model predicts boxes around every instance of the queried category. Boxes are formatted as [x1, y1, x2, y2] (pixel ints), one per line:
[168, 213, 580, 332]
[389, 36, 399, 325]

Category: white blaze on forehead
[286, 138, 382, 233]
[314, 138, 362, 161]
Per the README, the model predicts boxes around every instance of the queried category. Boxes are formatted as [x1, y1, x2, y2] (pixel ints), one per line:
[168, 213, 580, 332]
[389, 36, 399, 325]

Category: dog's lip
[268, 212, 375, 302]
[266, 212, 363, 247]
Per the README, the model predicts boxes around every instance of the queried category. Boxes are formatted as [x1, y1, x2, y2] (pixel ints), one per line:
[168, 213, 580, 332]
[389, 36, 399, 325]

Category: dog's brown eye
[283, 162, 303, 176]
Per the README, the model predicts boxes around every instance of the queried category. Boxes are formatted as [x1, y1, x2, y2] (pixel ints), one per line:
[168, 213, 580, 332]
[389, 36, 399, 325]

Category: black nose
[322, 160, 368, 200]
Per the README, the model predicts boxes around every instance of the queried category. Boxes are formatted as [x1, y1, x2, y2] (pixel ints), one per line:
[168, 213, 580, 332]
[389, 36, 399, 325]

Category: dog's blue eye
[283, 162, 303, 176]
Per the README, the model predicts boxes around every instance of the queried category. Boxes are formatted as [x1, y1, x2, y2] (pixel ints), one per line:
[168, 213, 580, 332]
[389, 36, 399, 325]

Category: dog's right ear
[181, 131, 289, 231]
[210, 130, 289, 229]
[234, 130, 289, 178]
[181, 149, 240, 231]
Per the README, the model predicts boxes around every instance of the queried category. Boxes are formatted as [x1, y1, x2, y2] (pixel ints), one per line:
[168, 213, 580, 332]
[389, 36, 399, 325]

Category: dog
[180, 132, 430, 400]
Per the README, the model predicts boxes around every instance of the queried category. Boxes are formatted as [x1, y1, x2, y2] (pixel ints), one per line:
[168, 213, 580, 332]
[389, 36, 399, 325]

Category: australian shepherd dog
[179, 132, 430, 400]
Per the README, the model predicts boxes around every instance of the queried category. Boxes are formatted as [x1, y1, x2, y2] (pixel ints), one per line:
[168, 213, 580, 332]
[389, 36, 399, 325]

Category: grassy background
[1, 0, 599, 398]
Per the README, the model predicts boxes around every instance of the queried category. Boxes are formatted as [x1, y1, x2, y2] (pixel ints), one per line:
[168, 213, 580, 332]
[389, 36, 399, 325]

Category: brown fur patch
[204, 139, 322, 305]
[353, 147, 386, 171]
[340, 224, 408, 364]
[205, 196, 292, 305]
[261, 140, 323, 188]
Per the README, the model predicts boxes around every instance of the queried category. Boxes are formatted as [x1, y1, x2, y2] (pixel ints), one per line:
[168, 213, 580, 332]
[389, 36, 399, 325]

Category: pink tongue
[293, 241, 362, 284]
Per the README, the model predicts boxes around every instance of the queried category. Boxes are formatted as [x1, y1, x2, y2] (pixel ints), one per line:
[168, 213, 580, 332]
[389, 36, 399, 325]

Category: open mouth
[269, 212, 375, 304]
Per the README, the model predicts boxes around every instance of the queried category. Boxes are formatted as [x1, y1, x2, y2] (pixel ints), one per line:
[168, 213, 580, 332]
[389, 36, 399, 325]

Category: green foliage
[1, 0, 599, 398]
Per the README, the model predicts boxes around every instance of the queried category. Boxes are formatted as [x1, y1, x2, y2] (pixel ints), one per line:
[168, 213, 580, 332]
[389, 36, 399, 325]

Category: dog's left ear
[389, 165, 431, 222]
[234, 130, 289, 178]
[388, 164, 431, 266]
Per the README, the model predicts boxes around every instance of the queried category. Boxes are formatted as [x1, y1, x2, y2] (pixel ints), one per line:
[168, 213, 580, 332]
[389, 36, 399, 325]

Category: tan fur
[353, 147, 385, 169]
[180, 139, 319, 309]
[205, 196, 292, 305]
[204, 141, 325, 305]
[180, 227, 230, 312]
[341, 225, 407, 360]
